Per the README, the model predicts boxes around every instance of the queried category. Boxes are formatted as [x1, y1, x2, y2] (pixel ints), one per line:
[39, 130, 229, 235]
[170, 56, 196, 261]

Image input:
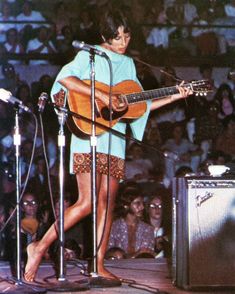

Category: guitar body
[67, 80, 147, 136]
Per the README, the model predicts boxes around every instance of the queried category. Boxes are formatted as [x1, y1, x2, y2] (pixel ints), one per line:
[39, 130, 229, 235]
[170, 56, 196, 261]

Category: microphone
[37, 92, 48, 113]
[72, 40, 108, 58]
[0, 89, 31, 113]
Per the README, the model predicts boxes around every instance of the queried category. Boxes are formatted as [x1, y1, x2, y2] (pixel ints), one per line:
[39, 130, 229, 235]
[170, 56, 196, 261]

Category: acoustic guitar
[66, 79, 211, 136]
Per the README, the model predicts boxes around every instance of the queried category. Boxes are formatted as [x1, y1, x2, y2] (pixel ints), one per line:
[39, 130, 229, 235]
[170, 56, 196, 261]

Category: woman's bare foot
[24, 241, 44, 282]
[97, 266, 120, 281]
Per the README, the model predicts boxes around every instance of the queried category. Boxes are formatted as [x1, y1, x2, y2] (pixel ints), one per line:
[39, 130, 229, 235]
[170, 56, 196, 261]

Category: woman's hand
[172, 81, 193, 102]
[97, 91, 128, 112]
[151, 81, 193, 111]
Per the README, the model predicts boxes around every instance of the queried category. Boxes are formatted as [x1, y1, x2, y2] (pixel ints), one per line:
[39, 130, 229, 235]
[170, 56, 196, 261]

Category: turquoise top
[51, 46, 151, 173]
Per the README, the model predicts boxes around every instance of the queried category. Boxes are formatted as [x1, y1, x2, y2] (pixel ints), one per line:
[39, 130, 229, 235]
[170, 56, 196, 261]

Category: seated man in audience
[26, 25, 57, 65]
[107, 182, 155, 259]
[162, 122, 202, 180]
[125, 143, 154, 184]
[3, 28, 24, 65]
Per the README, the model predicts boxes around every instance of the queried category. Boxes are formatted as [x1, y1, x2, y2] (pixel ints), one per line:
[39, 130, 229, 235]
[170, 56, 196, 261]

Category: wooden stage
[0, 258, 233, 294]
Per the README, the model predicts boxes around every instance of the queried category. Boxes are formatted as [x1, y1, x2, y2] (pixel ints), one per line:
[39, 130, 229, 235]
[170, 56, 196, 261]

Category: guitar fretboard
[125, 84, 191, 104]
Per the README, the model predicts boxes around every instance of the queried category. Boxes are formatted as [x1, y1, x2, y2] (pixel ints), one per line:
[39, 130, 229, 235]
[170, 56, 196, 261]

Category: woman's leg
[95, 174, 120, 279]
[24, 172, 92, 282]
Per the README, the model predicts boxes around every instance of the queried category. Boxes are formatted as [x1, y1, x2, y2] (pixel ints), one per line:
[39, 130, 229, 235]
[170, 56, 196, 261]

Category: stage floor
[0, 258, 233, 294]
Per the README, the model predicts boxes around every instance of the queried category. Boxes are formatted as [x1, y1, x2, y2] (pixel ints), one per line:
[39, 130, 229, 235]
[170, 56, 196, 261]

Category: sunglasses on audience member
[149, 204, 162, 209]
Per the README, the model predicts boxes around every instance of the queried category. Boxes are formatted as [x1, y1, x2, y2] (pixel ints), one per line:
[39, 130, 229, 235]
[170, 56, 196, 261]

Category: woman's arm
[150, 82, 192, 111]
[59, 76, 127, 112]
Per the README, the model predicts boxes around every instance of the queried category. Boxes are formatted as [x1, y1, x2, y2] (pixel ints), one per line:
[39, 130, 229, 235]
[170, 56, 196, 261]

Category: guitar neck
[125, 84, 190, 104]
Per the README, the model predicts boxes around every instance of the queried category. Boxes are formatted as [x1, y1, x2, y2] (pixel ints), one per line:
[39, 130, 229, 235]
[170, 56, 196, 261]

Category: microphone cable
[0, 110, 38, 249]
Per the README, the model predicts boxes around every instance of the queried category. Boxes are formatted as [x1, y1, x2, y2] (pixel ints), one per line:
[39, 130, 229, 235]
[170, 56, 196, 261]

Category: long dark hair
[114, 182, 142, 218]
[98, 9, 131, 43]
[214, 83, 235, 116]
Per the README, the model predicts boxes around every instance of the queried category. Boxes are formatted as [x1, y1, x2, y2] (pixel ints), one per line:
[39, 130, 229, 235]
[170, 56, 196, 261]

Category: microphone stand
[87, 50, 121, 288]
[4, 107, 46, 293]
[89, 50, 98, 278]
[46, 109, 89, 292]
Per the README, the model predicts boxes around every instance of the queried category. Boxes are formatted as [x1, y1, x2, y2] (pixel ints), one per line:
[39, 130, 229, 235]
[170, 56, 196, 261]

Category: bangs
[99, 9, 131, 41]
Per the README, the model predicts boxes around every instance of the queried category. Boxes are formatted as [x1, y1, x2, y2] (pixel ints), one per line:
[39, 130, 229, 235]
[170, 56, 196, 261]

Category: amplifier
[172, 177, 235, 290]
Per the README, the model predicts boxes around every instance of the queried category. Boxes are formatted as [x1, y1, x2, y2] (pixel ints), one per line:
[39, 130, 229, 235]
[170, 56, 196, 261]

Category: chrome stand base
[46, 279, 90, 292]
[89, 276, 122, 288]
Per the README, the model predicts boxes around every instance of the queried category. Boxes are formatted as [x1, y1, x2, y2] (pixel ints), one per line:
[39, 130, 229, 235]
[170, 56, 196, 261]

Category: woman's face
[104, 26, 131, 54]
[148, 197, 163, 221]
[22, 193, 38, 217]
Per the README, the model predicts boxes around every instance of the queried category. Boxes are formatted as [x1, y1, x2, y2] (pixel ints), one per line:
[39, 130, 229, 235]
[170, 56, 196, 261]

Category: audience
[16, 0, 48, 48]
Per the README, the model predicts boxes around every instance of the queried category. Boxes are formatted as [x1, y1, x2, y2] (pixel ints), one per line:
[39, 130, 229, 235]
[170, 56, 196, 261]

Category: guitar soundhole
[101, 107, 128, 121]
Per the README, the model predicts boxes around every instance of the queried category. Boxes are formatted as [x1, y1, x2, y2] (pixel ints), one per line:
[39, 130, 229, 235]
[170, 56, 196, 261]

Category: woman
[24, 9, 191, 282]
[214, 83, 235, 122]
[145, 192, 170, 258]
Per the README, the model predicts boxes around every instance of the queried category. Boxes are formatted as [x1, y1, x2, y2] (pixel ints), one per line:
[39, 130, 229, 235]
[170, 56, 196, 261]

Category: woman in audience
[145, 189, 172, 258]
[214, 83, 235, 122]
[8, 191, 49, 263]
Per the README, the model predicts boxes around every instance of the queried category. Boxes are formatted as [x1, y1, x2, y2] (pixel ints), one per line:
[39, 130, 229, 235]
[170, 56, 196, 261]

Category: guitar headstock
[190, 79, 213, 96]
